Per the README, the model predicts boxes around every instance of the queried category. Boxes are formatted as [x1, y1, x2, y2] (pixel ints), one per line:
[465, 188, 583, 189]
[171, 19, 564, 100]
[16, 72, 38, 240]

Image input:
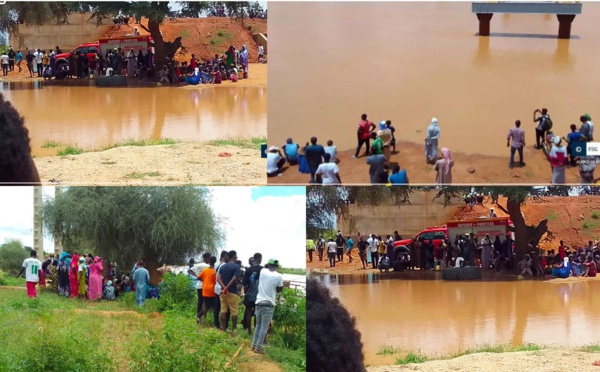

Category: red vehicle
[55, 42, 100, 70]
[393, 226, 448, 249]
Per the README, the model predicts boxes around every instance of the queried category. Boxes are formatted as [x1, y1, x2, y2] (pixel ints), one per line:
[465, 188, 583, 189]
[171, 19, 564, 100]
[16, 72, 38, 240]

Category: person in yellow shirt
[378, 237, 387, 255]
[306, 239, 316, 263]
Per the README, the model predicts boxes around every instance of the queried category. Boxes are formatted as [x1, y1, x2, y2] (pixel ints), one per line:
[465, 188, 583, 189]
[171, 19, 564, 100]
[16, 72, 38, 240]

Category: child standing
[17, 250, 42, 298]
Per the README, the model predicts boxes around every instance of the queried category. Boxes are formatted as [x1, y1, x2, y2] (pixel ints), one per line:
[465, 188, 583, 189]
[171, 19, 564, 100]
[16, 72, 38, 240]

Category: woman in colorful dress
[88, 256, 103, 301]
[77, 257, 87, 300]
[57, 253, 70, 297]
[69, 253, 79, 298]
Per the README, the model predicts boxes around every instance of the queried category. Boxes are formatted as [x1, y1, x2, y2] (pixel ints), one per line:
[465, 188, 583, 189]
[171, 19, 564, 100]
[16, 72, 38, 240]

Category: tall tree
[42, 186, 223, 284]
[308, 186, 574, 266]
[88, 2, 212, 72]
[0, 239, 29, 275]
[0, 2, 79, 35]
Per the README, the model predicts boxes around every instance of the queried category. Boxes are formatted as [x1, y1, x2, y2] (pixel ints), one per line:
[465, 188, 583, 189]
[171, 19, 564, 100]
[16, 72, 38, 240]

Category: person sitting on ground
[306, 278, 367, 372]
[212, 67, 222, 84]
[0, 95, 41, 185]
[103, 280, 116, 300]
[517, 254, 533, 279]
[282, 138, 299, 166]
[315, 153, 341, 185]
[388, 164, 408, 185]
[324, 140, 339, 164]
[157, 66, 170, 84]
[584, 256, 597, 277]
[266, 146, 286, 177]
[378, 254, 391, 273]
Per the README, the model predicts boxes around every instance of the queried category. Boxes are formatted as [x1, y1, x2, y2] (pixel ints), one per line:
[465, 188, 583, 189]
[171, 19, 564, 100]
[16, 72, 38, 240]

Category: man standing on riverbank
[132, 261, 150, 306]
[533, 108, 551, 149]
[305, 137, 325, 184]
[507, 120, 526, 169]
[346, 235, 354, 263]
[217, 250, 241, 333]
[8, 47, 16, 72]
[317, 235, 325, 261]
[354, 114, 376, 159]
[252, 259, 283, 355]
[335, 232, 346, 262]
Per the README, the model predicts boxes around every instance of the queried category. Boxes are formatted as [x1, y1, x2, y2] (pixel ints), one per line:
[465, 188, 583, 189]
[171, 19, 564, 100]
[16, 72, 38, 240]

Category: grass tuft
[395, 352, 428, 365]
[583, 220, 597, 230]
[125, 172, 161, 179]
[547, 210, 557, 221]
[377, 345, 401, 356]
[101, 138, 177, 151]
[57, 146, 84, 156]
[208, 136, 266, 149]
[41, 140, 62, 149]
[592, 211, 599, 220]
[580, 345, 600, 352]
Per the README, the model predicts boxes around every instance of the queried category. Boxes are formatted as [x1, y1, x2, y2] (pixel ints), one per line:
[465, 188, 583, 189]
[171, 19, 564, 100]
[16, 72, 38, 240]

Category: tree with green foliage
[42, 186, 223, 284]
[307, 186, 574, 267]
[0, 239, 29, 275]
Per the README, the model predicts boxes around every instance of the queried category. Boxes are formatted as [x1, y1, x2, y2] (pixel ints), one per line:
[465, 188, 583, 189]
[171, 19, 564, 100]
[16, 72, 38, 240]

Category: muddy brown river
[269, 2, 600, 157]
[0, 82, 266, 156]
[320, 274, 600, 365]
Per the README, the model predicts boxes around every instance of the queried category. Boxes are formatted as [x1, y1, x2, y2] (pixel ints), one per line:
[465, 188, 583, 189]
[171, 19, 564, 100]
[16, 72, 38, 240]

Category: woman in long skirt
[425, 117, 440, 164]
[69, 254, 79, 298]
[57, 253, 70, 297]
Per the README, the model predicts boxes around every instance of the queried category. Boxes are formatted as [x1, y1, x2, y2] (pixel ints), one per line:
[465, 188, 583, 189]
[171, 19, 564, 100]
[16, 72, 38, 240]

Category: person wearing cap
[378, 120, 393, 165]
[354, 113, 376, 159]
[489, 208, 497, 218]
[282, 138, 299, 165]
[548, 136, 568, 184]
[266, 146, 286, 177]
[251, 258, 283, 354]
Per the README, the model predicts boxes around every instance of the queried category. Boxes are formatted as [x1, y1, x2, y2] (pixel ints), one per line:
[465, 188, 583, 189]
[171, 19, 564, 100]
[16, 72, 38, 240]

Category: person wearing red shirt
[558, 240, 567, 260]
[353, 113, 376, 159]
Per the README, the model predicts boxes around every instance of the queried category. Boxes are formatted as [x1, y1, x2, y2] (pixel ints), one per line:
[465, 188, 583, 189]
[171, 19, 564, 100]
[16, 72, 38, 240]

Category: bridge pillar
[557, 14, 576, 39]
[476, 13, 494, 36]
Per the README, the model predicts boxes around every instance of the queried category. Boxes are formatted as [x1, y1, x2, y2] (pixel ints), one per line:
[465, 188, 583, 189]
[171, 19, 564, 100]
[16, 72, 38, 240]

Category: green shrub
[156, 272, 196, 314]
[57, 146, 84, 156]
[0, 240, 28, 275]
[272, 288, 306, 350]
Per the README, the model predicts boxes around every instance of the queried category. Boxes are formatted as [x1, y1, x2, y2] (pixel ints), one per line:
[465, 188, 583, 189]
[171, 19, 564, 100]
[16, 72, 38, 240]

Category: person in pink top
[88, 256, 104, 301]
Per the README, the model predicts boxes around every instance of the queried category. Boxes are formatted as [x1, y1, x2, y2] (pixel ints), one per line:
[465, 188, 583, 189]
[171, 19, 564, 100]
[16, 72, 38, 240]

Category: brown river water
[269, 2, 600, 157]
[320, 273, 600, 365]
[0, 82, 267, 156]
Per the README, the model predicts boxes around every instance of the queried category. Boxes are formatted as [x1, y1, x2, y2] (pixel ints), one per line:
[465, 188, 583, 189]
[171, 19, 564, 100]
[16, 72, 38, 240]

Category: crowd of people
[16, 250, 157, 303]
[307, 230, 600, 280]
[16, 248, 285, 354]
[1, 46, 54, 78]
[269, 109, 599, 185]
[268, 114, 452, 184]
[182, 250, 284, 354]
[507, 109, 598, 184]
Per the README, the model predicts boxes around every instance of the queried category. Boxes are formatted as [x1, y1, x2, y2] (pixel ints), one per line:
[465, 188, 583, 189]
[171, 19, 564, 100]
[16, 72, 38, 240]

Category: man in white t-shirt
[316, 153, 341, 185]
[17, 250, 42, 298]
[327, 238, 337, 268]
[266, 146, 286, 177]
[251, 259, 283, 354]
[188, 253, 211, 323]
[1, 52, 9, 76]
[369, 234, 380, 269]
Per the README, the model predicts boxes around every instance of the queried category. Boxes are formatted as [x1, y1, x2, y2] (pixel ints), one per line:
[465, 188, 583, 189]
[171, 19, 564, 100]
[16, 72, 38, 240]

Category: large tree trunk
[503, 197, 549, 269]
[145, 255, 161, 286]
[147, 18, 165, 75]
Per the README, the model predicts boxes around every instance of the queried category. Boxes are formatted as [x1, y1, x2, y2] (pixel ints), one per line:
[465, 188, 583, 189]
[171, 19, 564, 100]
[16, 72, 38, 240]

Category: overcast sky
[0, 186, 305, 269]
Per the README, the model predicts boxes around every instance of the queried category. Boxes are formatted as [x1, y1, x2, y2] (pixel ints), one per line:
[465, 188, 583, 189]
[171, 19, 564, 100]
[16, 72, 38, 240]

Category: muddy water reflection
[0, 82, 266, 156]
[322, 274, 600, 364]
[270, 2, 600, 156]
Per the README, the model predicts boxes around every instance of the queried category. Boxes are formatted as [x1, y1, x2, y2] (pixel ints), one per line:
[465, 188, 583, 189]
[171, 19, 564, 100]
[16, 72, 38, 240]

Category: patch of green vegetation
[452, 343, 541, 357]
[101, 161, 117, 165]
[377, 345, 401, 356]
[583, 220, 597, 230]
[580, 345, 600, 352]
[525, 170, 533, 179]
[41, 140, 62, 149]
[592, 211, 599, 220]
[208, 136, 266, 150]
[547, 210, 558, 221]
[0, 272, 26, 287]
[181, 29, 190, 38]
[210, 37, 220, 46]
[57, 146, 84, 156]
[217, 29, 231, 38]
[395, 352, 428, 365]
[101, 138, 177, 151]
[125, 172, 161, 179]
[278, 267, 306, 276]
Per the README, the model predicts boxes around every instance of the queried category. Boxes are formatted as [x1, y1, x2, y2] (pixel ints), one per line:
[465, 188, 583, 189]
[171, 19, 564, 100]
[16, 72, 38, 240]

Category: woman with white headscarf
[126, 48, 137, 78]
[425, 118, 440, 164]
[240, 45, 249, 78]
[548, 136, 568, 184]
[434, 147, 453, 184]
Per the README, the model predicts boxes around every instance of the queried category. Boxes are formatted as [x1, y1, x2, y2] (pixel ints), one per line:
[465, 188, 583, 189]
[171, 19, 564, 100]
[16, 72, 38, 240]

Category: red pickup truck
[55, 42, 100, 70]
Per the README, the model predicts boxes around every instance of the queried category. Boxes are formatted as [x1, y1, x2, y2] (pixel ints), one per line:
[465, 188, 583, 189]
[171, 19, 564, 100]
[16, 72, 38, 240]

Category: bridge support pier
[476, 13, 494, 36]
[557, 14, 576, 39]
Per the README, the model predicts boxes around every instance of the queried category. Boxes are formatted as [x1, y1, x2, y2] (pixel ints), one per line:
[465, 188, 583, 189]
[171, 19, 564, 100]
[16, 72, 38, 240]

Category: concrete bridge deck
[472, 2, 583, 39]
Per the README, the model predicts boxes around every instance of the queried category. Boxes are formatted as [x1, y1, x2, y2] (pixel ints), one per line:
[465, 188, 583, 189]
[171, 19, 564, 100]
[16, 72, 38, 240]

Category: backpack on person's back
[541, 115, 553, 131]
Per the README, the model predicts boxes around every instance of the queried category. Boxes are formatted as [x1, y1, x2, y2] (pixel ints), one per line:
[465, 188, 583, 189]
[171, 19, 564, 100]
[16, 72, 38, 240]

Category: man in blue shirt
[389, 164, 408, 184]
[346, 236, 354, 263]
[564, 124, 583, 166]
[217, 250, 242, 332]
[282, 138, 299, 165]
[305, 137, 326, 183]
